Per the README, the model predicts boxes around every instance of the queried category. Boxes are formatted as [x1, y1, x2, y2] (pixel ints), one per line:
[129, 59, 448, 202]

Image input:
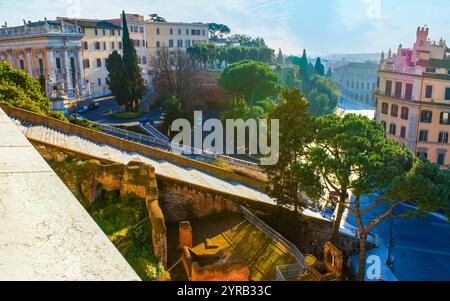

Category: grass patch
[87, 191, 165, 280]
[111, 112, 145, 120]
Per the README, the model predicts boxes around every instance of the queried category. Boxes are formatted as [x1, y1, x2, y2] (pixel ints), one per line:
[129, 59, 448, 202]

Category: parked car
[139, 116, 154, 125]
[77, 106, 89, 114]
[88, 102, 100, 110]
[70, 113, 84, 120]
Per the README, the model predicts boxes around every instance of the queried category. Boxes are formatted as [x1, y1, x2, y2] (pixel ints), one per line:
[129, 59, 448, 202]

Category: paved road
[345, 194, 450, 281]
[81, 98, 163, 126]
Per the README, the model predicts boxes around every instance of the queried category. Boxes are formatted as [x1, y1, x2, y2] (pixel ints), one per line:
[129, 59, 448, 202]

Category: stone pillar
[179, 221, 193, 249]
[76, 46, 86, 96]
[26, 48, 33, 77]
[63, 47, 73, 97]
[46, 48, 56, 97]
[148, 200, 167, 268]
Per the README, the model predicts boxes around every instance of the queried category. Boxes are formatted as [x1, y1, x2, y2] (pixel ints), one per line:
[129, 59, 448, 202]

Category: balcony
[0, 24, 82, 38]
[374, 89, 416, 102]
[380, 64, 422, 76]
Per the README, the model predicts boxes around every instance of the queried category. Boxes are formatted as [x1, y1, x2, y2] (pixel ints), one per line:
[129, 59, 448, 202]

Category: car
[139, 116, 152, 125]
[88, 102, 100, 110]
[70, 113, 84, 120]
[77, 106, 89, 114]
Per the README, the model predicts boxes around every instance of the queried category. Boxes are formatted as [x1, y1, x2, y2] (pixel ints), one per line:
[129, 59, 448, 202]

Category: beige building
[0, 19, 87, 109]
[375, 27, 450, 169]
[145, 20, 209, 58]
[60, 18, 123, 98]
[107, 14, 150, 84]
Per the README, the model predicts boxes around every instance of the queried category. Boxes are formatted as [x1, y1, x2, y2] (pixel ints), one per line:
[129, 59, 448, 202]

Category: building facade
[107, 14, 150, 84]
[60, 18, 122, 98]
[0, 20, 87, 107]
[375, 27, 450, 169]
[333, 62, 378, 107]
[145, 20, 209, 58]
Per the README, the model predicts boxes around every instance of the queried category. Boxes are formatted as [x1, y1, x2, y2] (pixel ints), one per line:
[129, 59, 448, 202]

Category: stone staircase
[12, 119, 274, 205]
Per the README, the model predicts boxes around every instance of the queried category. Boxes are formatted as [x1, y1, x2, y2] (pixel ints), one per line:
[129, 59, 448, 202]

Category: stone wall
[32, 142, 168, 267]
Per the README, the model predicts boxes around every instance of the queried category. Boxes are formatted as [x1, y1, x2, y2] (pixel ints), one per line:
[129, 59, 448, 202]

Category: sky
[1, 0, 450, 56]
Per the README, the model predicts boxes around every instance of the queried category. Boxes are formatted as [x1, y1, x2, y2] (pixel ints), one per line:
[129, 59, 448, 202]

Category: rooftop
[61, 18, 121, 30]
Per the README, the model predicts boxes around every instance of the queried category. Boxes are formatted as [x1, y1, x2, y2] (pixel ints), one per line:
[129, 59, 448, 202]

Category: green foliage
[0, 61, 66, 121]
[219, 60, 280, 105]
[314, 57, 325, 76]
[68, 117, 100, 131]
[208, 23, 231, 42]
[264, 88, 315, 212]
[226, 34, 267, 47]
[107, 11, 146, 112]
[110, 111, 144, 120]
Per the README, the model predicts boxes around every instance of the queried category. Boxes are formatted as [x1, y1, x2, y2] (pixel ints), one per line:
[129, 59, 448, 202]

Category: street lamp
[386, 208, 396, 268]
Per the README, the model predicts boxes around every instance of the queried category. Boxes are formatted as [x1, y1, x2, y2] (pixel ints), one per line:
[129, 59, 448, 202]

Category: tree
[314, 57, 325, 76]
[226, 34, 266, 47]
[326, 66, 333, 78]
[208, 23, 231, 42]
[264, 88, 315, 213]
[307, 88, 331, 116]
[294, 114, 450, 281]
[121, 10, 145, 110]
[276, 48, 284, 65]
[150, 46, 199, 108]
[219, 60, 280, 105]
[106, 50, 130, 109]
[299, 49, 309, 74]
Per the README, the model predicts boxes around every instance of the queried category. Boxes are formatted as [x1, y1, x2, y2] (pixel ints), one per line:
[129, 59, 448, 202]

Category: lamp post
[386, 208, 396, 268]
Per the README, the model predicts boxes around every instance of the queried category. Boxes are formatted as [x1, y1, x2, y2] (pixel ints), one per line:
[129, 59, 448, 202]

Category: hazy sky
[1, 0, 450, 56]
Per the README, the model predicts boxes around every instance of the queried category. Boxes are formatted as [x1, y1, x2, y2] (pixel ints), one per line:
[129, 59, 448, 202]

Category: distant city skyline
[1, 0, 450, 56]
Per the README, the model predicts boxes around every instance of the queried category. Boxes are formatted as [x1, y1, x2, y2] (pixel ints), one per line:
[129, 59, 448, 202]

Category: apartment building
[334, 62, 378, 108]
[145, 20, 209, 58]
[0, 19, 87, 107]
[60, 18, 122, 98]
[107, 14, 150, 84]
[375, 27, 450, 168]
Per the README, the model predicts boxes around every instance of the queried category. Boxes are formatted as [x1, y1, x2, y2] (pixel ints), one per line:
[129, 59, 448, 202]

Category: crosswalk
[12, 119, 275, 206]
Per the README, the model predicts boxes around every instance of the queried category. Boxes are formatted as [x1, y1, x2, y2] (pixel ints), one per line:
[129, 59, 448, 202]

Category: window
[134, 26, 138, 32]
[356, 81, 360, 89]
[419, 130, 428, 142]
[389, 123, 397, 135]
[83, 59, 90, 69]
[170, 28, 173, 35]
[381, 102, 389, 114]
[426, 67, 436, 73]
[142, 56, 147, 65]
[140, 27, 144, 33]
[38, 58, 44, 74]
[385, 80, 393, 97]
[417, 151, 428, 159]
[102, 29, 105, 36]
[83, 41, 88, 50]
[111, 42, 115, 50]
[95, 29, 98, 35]
[95, 42, 101, 50]
[440, 112, 450, 125]
[381, 121, 387, 132]
[366, 82, 370, 90]
[438, 132, 449, 144]
[56, 58, 61, 70]
[103, 42, 107, 50]
[395, 82, 402, 99]
[186, 40, 191, 48]
[445, 87, 450, 100]
[202, 30, 206, 36]
[178, 29, 182, 35]
[169, 39, 174, 48]
[177, 39, 183, 47]
[405, 83, 413, 100]
[186, 29, 189, 35]
[437, 153, 446, 166]
[157, 28, 160, 35]
[111, 30, 115, 36]
[425, 85, 433, 98]
[401, 107, 409, 120]
[156, 41, 161, 48]
[96, 58, 102, 67]
[391, 104, 398, 117]
[137, 57, 142, 65]
[119, 42, 123, 49]
[98, 78, 102, 86]
[400, 126, 406, 138]
[421, 111, 433, 123]
[118, 30, 121, 36]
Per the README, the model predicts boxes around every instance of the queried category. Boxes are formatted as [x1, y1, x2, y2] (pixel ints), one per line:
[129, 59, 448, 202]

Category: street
[80, 97, 163, 126]
[345, 194, 450, 281]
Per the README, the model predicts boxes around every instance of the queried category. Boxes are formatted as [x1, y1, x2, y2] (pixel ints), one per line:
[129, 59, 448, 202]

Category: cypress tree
[314, 57, 325, 76]
[121, 10, 145, 111]
[326, 66, 333, 77]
